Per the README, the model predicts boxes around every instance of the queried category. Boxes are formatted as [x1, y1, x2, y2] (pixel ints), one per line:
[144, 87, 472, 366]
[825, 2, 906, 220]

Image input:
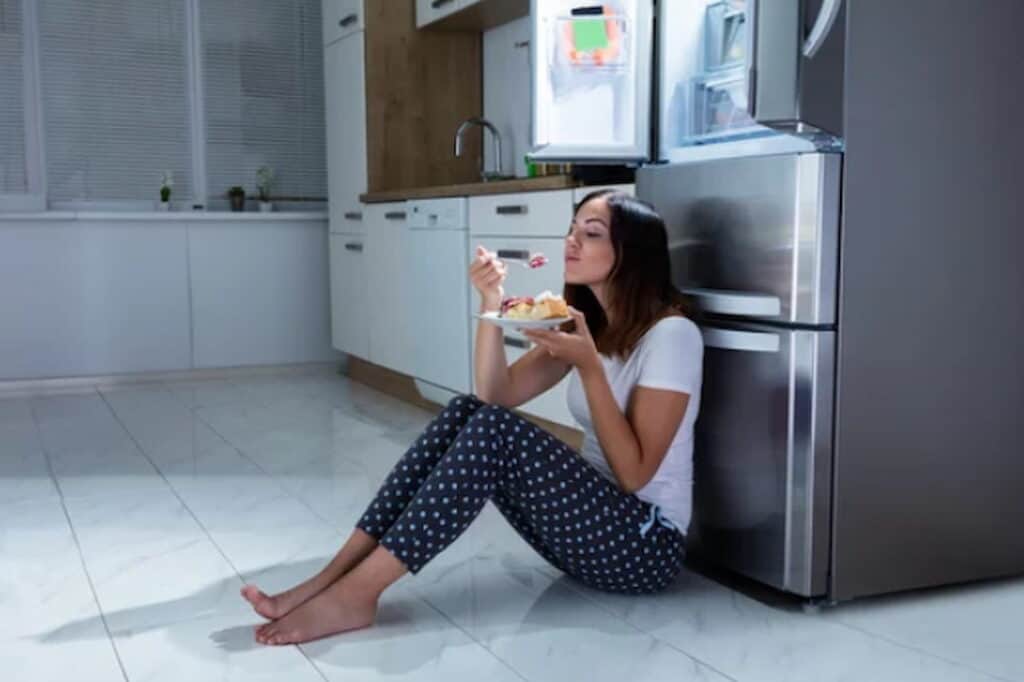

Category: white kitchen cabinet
[469, 235, 576, 428]
[365, 202, 413, 375]
[407, 198, 472, 394]
[323, 0, 363, 45]
[324, 31, 367, 234]
[416, 0, 466, 28]
[468, 189, 573, 238]
[329, 232, 369, 359]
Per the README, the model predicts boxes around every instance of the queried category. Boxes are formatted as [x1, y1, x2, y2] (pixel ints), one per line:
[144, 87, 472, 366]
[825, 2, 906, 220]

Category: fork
[494, 249, 548, 269]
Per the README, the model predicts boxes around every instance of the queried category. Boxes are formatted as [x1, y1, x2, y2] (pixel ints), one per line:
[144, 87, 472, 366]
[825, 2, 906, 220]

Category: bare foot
[255, 579, 378, 645]
[240, 578, 326, 621]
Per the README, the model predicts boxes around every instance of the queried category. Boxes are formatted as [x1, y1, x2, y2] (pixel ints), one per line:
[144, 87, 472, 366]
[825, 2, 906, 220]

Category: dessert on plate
[500, 290, 569, 320]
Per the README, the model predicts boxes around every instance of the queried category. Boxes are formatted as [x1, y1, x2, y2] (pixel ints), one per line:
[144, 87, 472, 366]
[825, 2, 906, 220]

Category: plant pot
[156, 201, 170, 212]
[258, 201, 273, 213]
[229, 194, 246, 212]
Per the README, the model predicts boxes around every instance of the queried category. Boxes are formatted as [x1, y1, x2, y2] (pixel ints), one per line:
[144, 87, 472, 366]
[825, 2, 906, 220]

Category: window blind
[37, 0, 193, 203]
[200, 0, 326, 203]
[0, 0, 26, 194]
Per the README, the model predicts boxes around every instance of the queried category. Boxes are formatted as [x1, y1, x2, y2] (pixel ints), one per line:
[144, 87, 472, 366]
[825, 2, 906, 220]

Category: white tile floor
[1, 368, 1020, 682]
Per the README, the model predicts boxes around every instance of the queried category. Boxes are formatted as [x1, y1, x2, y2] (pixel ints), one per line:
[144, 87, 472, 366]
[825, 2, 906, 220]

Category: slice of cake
[501, 291, 568, 320]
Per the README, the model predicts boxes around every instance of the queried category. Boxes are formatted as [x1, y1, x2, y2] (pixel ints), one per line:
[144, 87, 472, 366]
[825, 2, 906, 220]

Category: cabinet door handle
[503, 336, 531, 350]
[497, 249, 531, 260]
[430, 0, 455, 8]
[343, 211, 363, 221]
[344, 242, 364, 252]
[384, 211, 407, 220]
[496, 205, 528, 215]
[339, 13, 358, 27]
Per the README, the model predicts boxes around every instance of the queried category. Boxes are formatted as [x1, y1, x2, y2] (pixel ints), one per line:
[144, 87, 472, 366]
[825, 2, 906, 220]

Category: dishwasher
[406, 198, 472, 396]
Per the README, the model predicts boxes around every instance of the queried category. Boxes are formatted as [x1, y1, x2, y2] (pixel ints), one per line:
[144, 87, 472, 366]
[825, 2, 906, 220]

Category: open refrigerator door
[530, 0, 653, 163]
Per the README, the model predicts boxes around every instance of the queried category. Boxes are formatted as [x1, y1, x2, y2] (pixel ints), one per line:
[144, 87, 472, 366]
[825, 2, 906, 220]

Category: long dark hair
[564, 189, 691, 358]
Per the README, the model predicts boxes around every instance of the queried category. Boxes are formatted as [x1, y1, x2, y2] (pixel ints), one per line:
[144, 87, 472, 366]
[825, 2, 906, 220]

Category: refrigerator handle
[803, 0, 843, 58]
[681, 287, 782, 318]
[701, 327, 780, 354]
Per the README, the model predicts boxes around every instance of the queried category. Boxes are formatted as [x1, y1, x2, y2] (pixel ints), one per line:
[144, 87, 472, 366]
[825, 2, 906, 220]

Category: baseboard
[344, 357, 584, 450]
[0, 361, 345, 397]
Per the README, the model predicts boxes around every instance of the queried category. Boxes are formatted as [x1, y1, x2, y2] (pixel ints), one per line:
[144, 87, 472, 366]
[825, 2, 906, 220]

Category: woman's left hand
[522, 307, 600, 374]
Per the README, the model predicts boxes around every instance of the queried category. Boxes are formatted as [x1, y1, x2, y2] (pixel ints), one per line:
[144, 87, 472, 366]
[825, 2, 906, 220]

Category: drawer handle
[495, 205, 528, 215]
[343, 211, 363, 221]
[497, 249, 531, 260]
[701, 327, 780, 353]
[339, 13, 358, 27]
[344, 242, 364, 252]
[430, 0, 455, 8]
[681, 287, 781, 317]
[384, 211, 407, 220]
[503, 336, 531, 350]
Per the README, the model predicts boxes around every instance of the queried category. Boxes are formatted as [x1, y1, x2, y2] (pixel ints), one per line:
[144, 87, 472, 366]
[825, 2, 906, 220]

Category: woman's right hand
[469, 245, 507, 311]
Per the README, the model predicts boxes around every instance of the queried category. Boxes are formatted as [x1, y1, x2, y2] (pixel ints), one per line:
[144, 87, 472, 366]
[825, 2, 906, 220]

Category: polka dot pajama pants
[355, 395, 686, 594]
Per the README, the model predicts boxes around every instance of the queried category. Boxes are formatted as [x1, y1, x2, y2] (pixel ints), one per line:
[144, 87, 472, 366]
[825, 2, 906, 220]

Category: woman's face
[564, 197, 615, 286]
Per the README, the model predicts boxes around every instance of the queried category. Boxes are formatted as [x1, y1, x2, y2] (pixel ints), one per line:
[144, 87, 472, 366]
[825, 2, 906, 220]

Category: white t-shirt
[566, 316, 703, 532]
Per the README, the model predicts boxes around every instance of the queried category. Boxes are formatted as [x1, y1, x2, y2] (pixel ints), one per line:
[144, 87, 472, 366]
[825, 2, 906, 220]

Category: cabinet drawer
[323, 0, 363, 45]
[468, 189, 573, 238]
[503, 341, 577, 428]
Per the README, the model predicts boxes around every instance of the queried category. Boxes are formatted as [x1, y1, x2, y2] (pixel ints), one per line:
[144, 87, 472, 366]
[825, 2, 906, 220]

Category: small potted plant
[256, 166, 274, 212]
[228, 185, 246, 212]
[157, 171, 173, 211]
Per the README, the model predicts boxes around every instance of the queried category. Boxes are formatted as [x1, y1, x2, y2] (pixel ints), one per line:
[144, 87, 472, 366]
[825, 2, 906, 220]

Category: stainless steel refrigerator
[530, 0, 1024, 602]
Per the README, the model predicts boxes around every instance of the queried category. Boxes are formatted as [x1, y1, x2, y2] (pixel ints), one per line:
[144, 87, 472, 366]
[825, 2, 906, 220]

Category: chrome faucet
[454, 117, 504, 181]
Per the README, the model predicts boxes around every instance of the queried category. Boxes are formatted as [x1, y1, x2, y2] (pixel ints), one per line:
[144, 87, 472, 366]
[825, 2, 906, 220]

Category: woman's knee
[444, 394, 483, 413]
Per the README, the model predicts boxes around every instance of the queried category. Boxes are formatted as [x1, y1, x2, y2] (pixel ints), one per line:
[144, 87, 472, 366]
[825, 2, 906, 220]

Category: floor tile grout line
[148, 376, 738, 681]
[531, 566, 743, 682]
[415, 592, 533, 682]
[95, 387, 334, 682]
[546, 562, 1016, 682]
[165, 379, 378, 537]
[824, 616, 1016, 682]
[147, 376, 535, 679]
[29, 399, 133, 682]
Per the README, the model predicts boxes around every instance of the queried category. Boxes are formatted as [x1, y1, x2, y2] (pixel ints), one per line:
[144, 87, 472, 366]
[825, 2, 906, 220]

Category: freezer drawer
[638, 152, 841, 326]
[689, 321, 834, 597]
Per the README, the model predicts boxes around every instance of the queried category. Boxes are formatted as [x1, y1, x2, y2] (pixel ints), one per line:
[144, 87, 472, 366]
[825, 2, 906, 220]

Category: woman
[242, 190, 704, 645]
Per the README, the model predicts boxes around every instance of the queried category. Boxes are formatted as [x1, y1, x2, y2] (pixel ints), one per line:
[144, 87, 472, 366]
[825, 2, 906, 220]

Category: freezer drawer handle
[496, 205, 529, 215]
[343, 211, 363, 221]
[503, 336, 531, 350]
[430, 0, 454, 8]
[344, 242, 363, 253]
[702, 327, 780, 353]
[339, 13, 358, 27]
[497, 249, 531, 260]
[681, 288, 782, 317]
[384, 211, 407, 220]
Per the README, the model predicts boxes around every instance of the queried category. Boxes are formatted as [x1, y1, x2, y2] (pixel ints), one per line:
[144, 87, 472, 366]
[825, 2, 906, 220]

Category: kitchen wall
[483, 16, 532, 178]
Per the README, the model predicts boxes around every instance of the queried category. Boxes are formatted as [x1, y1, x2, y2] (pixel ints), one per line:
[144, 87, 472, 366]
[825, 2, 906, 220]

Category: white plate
[475, 311, 571, 330]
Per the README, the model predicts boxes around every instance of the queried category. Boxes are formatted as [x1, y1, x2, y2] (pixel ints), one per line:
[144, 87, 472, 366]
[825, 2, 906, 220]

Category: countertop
[0, 211, 328, 222]
[359, 175, 578, 203]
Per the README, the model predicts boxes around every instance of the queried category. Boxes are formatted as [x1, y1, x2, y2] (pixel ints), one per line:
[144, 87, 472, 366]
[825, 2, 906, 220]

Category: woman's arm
[474, 316, 570, 407]
[524, 310, 697, 493]
[577, 365, 689, 493]
[470, 246, 571, 406]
